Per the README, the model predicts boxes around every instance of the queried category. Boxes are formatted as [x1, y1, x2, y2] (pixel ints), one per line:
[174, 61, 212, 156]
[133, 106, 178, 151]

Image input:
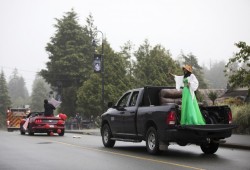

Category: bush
[231, 103, 250, 134]
[223, 97, 244, 106]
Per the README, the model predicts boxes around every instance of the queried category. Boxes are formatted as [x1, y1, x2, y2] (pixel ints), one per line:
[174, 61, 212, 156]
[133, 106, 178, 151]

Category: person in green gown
[171, 65, 206, 125]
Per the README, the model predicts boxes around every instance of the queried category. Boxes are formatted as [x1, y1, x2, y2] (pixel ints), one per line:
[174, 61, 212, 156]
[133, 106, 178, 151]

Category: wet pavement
[65, 128, 250, 150]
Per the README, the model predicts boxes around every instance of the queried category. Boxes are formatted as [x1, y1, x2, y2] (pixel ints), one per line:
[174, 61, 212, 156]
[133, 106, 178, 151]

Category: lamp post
[93, 31, 104, 113]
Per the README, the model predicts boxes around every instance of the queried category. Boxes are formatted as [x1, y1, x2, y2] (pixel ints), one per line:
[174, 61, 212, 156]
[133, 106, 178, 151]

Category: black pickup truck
[100, 86, 237, 155]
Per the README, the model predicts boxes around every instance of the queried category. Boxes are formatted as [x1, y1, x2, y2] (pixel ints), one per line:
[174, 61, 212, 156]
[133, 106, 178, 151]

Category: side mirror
[108, 102, 113, 108]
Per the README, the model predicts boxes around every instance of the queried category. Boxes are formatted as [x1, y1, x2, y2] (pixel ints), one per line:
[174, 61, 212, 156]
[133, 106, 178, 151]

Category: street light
[92, 30, 104, 113]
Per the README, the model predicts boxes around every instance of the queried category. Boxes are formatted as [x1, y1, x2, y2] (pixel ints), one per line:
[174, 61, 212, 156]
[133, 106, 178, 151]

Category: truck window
[117, 92, 131, 107]
[129, 91, 139, 106]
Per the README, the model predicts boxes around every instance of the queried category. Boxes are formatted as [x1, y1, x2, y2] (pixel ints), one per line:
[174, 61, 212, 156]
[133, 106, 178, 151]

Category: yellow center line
[46, 139, 205, 170]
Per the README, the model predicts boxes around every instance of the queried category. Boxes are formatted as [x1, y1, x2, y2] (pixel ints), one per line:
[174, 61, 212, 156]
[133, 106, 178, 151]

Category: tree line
[0, 9, 249, 126]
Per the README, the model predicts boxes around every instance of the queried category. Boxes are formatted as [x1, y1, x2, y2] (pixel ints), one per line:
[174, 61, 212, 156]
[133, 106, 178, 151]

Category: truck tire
[146, 127, 160, 155]
[7, 128, 13, 132]
[200, 142, 219, 154]
[101, 124, 115, 148]
[20, 127, 25, 135]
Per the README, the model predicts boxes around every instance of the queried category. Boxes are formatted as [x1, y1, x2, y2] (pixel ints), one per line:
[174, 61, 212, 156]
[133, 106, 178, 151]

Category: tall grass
[218, 98, 249, 134]
[231, 104, 250, 134]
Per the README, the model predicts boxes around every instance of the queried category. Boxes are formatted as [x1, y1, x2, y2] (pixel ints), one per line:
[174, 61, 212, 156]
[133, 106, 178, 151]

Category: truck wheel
[101, 124, 115, 148]
[20, 127, 25, 135]
[146, 127, 160, 155]
[200, 142, 219, 154]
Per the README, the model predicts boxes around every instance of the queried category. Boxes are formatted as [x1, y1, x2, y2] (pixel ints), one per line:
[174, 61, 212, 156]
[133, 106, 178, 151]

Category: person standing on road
[44, 99, 55, 117]
[170, 65, 206, 125]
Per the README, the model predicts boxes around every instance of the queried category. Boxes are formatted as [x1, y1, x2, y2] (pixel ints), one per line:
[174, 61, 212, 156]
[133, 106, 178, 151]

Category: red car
[20, 112, 66, 136]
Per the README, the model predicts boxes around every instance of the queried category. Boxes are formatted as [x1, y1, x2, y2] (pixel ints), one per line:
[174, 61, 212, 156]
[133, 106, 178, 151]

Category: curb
[220, 143, 250, 150]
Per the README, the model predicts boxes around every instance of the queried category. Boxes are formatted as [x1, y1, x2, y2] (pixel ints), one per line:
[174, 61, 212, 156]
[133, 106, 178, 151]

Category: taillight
[228, 111, 232, 124]
[35, 119, 42, 124]
[7, 120, 10, 126]
[166, 111, 176, 125]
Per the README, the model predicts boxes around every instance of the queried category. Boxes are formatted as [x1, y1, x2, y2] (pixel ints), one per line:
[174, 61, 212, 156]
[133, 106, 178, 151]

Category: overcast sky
[0, 0, 250, 94]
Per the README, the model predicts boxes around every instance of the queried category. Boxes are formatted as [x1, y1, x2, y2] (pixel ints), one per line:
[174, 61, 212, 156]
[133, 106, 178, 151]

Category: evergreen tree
[204, 61, 228, 89]
[133, 40, 180, 87]
[120, 41, 136, 88]
[77, 41, 130, 117]
[180, 53, 208, 89]
[0, 70, 11, 128]
[8, 68, 29, 107]
[40, 10, 94, 115]
[30, 76, 51, 111]
[225, 41, 250, 90]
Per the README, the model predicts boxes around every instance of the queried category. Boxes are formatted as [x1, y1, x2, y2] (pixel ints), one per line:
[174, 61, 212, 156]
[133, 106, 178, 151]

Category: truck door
[121, 91, 139, 135]
[112, 92, 131, 134]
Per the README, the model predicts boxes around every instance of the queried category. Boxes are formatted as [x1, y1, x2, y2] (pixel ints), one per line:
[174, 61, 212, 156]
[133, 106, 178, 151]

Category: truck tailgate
[178, 124, 238, 132]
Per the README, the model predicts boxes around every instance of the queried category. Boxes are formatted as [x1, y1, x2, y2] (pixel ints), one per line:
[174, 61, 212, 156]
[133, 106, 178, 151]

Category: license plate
[49, 125, 54, 128]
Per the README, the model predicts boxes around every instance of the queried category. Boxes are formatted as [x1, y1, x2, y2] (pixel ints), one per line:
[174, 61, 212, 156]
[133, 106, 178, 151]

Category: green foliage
[77, 74, 102, 117]
[41, 10, 93, 88]
[120, 41, 136, 86]
[203, 61, 228, 89]
[133, 40, 180, 87]
[77, 41, 131, 117]
[225, 41, 250, 89]
[0, 71, 11, 128]
[8, 69, 29, 107]
[231, 103, 250, 134]
[40, 10, 95, 114]
[208, 91, 218, 105]
[180, 53, 208, 88]
[223, 97, 244, 106]
[59, 86, 78, 117]
[30, 76, 51, 111]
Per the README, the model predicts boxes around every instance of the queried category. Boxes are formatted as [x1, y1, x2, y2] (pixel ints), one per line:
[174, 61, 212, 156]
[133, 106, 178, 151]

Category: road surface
[0, 130, 249, 170]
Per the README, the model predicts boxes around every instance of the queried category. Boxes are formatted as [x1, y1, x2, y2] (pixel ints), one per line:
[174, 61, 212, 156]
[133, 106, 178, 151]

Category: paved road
[66, 128, 250, 150]
[1, 130, 249, 170]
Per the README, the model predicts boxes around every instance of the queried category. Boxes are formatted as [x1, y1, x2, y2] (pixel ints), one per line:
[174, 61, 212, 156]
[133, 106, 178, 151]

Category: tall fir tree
[30, 76, 51, 111]
[77, 40, 130, 117]
[8, 68, 29, 107]
[40, 10, 94, 115]
[180, 53, 208, 89]
[0, 70, 11, 128]
[133, 40, 181, 87]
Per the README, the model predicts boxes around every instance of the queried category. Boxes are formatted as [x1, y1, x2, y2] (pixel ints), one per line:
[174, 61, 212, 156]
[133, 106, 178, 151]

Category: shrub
[231, 103, 250, 134]
[223, 97, 244, 106]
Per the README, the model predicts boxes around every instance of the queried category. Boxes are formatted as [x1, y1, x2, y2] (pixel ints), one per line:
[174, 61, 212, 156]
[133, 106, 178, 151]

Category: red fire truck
[6, 107, 30, 132]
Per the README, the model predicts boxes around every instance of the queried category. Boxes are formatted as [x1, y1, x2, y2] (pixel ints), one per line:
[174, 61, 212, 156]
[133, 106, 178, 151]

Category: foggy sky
[0, 0, 250, 94]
